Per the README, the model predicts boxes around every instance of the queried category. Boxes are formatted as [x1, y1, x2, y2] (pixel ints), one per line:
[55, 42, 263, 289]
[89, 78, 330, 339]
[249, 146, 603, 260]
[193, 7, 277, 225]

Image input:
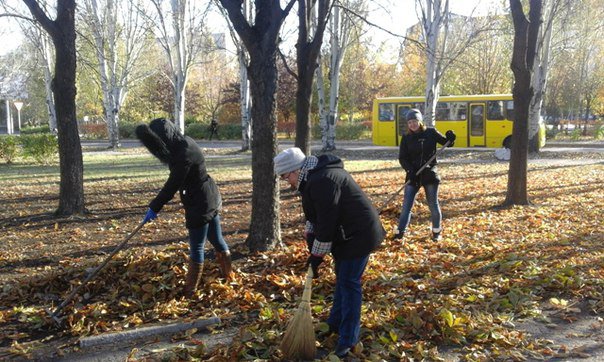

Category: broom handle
[301, 266, 313, 303]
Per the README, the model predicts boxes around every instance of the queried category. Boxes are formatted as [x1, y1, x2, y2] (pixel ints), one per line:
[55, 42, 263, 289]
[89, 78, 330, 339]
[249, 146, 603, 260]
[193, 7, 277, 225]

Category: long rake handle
[50, 220, 146, 318]
[379, 140, 451, 214]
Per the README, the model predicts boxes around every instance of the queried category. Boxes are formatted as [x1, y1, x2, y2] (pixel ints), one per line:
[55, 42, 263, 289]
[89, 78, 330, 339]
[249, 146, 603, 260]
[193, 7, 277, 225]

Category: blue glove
[306, 255, 324, 278]
[143, 208, 157, 224]
[445, 130, 456, 146]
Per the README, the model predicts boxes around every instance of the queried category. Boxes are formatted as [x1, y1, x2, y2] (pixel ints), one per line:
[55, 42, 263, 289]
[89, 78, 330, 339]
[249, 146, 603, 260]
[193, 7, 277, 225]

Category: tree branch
[21, 0, 58, 38]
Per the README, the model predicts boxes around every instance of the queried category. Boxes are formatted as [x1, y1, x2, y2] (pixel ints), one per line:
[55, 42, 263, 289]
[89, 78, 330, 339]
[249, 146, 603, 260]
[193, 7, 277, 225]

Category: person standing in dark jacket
[135, 118, 232, 298]
[395, 109, 456, 241]
[274, 147, 385, 358]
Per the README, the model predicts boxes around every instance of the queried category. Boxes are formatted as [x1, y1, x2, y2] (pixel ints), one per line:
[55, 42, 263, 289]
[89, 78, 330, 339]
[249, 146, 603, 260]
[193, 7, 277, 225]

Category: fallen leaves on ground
[0, 151, 602, 361]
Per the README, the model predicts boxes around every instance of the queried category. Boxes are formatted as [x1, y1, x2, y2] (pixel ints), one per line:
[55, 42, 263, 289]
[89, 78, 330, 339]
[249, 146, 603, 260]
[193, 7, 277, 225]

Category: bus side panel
[435, 121, 468, 147]
[485, 120, 513, 148]
[372, 101, 397, 146]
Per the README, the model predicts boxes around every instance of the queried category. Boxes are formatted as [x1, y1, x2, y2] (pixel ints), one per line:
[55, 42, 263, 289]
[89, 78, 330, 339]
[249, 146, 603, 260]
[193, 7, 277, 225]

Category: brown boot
[184, 260, 203, 298]
[216, 250, 233, 279]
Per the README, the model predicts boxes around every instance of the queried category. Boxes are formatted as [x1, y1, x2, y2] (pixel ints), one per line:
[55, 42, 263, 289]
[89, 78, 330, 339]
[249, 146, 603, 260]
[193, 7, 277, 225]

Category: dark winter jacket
[135, 118, 221, 229]
[300, 154, 385, 260]
[398, 127, 448, 186]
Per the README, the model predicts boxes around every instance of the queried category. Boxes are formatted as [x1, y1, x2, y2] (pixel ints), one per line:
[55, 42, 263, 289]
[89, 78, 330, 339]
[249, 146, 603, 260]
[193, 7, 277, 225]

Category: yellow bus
[372, 94, 546, 148]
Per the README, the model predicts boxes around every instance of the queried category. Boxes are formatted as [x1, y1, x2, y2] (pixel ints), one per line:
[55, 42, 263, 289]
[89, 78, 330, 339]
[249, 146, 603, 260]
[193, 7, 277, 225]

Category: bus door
[396, 104, 413, 146]
[469, 103, 486, 147]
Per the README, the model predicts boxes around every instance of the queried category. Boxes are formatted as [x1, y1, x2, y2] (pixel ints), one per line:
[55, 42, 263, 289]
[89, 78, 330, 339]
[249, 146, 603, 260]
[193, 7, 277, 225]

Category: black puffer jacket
[300, 154, 384, 260]
[398, 127, 448, 185]
[135, 118, 221, 229]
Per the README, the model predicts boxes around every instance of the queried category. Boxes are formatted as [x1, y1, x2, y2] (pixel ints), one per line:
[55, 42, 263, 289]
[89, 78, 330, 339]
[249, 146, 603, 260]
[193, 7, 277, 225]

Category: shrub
[20, 134, 58, 165]
[595, 125, 604, 140]
[0, 135, 19, 164]
[20, 125, 51, 135]
[312, 122, 370, 140]
[546, 128, 558, 140]
[185, 123, 207, 139]
[119, 121, 139, 139]
[570, 128, 582, 141]
[278, 122, 296, 139]
[79, 123, 108, 139]
[185, 123, 241, 140]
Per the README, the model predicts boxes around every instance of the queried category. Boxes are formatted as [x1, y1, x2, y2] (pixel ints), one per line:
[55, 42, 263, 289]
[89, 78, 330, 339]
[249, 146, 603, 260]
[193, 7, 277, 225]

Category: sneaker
[392, 227, 405, 240]
[431, 232, 441, 241]
[334, 344, 352, 358]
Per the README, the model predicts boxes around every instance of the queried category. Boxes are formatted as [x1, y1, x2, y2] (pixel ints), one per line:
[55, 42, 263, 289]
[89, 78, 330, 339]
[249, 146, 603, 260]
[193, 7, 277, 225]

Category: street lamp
[13, 101, 24, 133]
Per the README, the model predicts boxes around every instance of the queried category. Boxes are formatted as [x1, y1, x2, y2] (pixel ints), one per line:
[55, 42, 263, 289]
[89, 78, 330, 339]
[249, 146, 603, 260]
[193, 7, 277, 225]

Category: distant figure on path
[209, 118, 218, 140]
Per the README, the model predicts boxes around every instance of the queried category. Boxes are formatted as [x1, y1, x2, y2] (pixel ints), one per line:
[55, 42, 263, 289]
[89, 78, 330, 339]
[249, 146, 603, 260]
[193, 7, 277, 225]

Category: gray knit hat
[406, 108, 423, 122]
[274, 147, 306, 176]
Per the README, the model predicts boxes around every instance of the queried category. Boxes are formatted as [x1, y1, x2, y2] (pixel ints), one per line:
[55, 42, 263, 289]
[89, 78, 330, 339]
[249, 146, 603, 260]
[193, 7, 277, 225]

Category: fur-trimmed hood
[135, 118, 185, 164]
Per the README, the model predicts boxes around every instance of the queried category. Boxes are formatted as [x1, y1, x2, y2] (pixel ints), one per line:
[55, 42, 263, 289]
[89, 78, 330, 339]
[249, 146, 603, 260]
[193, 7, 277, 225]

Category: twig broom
[280, 266, 316, 360]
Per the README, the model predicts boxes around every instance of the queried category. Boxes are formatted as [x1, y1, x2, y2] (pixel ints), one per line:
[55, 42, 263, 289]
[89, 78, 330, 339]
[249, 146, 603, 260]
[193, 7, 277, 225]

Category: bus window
[471, 105, 485, 136]
[379, 103, 395, 121]
[450, 102, 467, 120]
[436, 102, 450, 120]
[487, 101, 505, 120]
[505, 100, 515, 120]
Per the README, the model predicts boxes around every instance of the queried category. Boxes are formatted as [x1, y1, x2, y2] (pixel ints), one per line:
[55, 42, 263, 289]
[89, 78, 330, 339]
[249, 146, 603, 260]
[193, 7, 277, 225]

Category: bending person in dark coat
[274, 147, 385, 359]
[135, 118, 232, 298]
[395, 108, 456, 241]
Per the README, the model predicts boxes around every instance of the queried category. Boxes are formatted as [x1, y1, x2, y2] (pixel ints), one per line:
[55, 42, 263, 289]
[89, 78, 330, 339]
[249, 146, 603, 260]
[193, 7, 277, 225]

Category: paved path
[83, 139, 604, 153]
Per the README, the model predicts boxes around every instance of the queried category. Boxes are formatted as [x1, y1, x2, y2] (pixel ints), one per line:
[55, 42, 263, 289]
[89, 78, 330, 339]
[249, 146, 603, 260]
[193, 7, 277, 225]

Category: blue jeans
[397, 182, 442, 234]
[187, 214, 229, 263]
[327, 255, 369, 348]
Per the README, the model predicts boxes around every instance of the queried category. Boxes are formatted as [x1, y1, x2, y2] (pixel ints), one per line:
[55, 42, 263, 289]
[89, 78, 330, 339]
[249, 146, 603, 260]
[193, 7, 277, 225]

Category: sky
[0, 0, 505, 57]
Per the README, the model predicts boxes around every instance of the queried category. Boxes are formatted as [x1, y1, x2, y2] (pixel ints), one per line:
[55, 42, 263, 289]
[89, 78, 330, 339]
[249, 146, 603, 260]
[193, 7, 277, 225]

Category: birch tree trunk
[83, 0, 150, 148]
[528, 0, 557, 153]
[324, 5, 345, 151]
[317, 1, 355, 152]
[239, 0, 252, 151]
[239, 51, 252, 151]
[420, 0, 449, 127]
[41, 35, 58, 133]
[24, 25, 57, 133]
[149, 0, 208, 134]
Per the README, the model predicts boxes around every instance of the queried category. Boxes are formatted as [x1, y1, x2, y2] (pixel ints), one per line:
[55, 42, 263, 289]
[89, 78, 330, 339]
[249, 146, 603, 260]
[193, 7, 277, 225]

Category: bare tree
[528, 0, 568, 153]
[293, 0, 331, 155]
[80, 0, 151, 148]
[316, 0, 364, 152]
[20, 24, 58, 132]
[219, 0, 296, 251]
[21, 0, 85, 215]
[218, 0, 252, 151]
[505, 0, 542, 206]
[416, 0, 491, 126]
[148, 0, 212, 133]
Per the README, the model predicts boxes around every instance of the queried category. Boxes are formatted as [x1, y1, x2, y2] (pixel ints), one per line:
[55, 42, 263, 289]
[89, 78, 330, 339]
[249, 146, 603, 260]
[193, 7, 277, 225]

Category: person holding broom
[274, 147, 385, 358]
[136, 118, 233, 298]
[394, 108, 456, 241]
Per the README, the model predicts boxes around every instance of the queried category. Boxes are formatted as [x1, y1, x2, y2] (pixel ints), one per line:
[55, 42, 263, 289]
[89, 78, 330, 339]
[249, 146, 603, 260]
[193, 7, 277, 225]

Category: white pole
[5, 100, 13, 135]
[14, 101, 24, 133]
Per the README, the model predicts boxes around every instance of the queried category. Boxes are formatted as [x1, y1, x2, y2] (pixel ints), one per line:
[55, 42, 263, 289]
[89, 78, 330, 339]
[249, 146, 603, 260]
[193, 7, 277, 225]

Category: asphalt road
[82, 139, 604, 153]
